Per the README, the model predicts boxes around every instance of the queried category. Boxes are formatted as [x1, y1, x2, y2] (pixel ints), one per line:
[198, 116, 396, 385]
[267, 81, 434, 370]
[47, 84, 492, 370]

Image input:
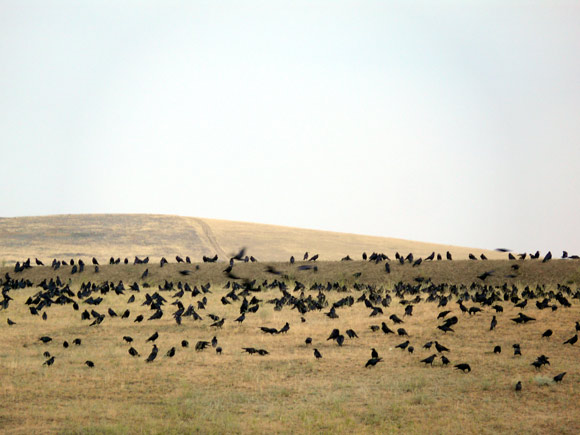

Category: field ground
[1, 259, 580, 434]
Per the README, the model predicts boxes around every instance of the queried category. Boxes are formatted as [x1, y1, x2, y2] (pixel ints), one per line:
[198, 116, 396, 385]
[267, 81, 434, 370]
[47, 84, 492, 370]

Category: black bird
[210, 318, 225, 328]
[371, 348, 379, 359]
[407, 346, 414, 354]
[437, 310, 451, 319]
[513, 344, 522, 356]
[43, 356, 55, 366]
[146, 332, 159, 342]
[145, 345, 158, 363]
[511, 313, 535, 324]
[336, 335, 345, 346]
[493, 345, 501, 354]
[212, 336, 218, 347]
[7, 318, 16, 326]
[63, 341, 69, 349]
[346, 329, 358, 339]
[73, 338, 82, 346]
[395, 340, 410, 350]
[134, 315, 144, 323]
[166, 347, 176, 358]
[423, 341, 433, 349]
[314, 349, 322, 359]
[43, 351, 51, 358]
[390, 314, 404, 324]
[365, 357, 383, 368]
[181, 340, 189, 348]
[128, 347, 140, 357]
[563, 334, 578, 345]
[397, 328, 408, 336]
[327, 329, 340, 341]
[121, 309, 130, 319]
[490, 316, 497, 331]
[196, 341, 210, 351]
[515, 381, 522, 392]
[441, 355, 450, 366]
[454, 363, 471, 373]
[542, 329, 553, 338]
[216, 347, 222, 354]
[85, 360, 94, 368]
[39, 336, 52, 344]
[553, 372, 566, 383]
[305, 337, 312, 345]
[421, 354, 437, 366]
[435, 342, 450, 353]
[123, 336, 134, 343]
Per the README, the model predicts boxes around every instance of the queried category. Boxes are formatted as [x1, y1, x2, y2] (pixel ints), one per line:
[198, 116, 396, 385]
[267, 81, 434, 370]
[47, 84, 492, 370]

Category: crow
[435, 342, 450, 353]
[553, 372, 566, 383]
[181, 340, 189, 348]
[327, 329, 340, 341]
[336, 335, 345, 346]
[542, 329, 553, 338]
[390, 314, 404, 324]
[210, 318, 225, 328]
[345, 329, 358, 339]
[493, 345, 501, 354]
[134, 315, 144, 323]
[397, 328, 408, 336]
[454, 363, 471, 373]
[85, 360, 94, 368]
[371, 348, 379, 359]
[196, 341, 210, 351]
[212, 336, 218, 347]
[43, 356, 55, 366]
[314, 349, 322, 359]
[39, 336, 52, 344]
[365, 357, 383, 368]
[395, 340, 410, 350]
[145, 345, 158, 363]
[73, 338, 82, 346]
[7, 318, 16, 326]
[437, 310, 451, 319]
[421, 354, 437, 366]
[216, 347, 222, 354]
[123, 336, 133, 343]
[423, 341, 433, 349]
[515, 381, 522, 392]
[305, 337, 312, 345]
[441, 355, 450, 366]
[381, 322, 395, 334]
[63, 341, 69, 349]
[128, 347, 140, 357]
[166, 347, 176, 358]
[563, 334, 578, 345]
[146, 332, 159, 342]
[490, 316, 497, 331]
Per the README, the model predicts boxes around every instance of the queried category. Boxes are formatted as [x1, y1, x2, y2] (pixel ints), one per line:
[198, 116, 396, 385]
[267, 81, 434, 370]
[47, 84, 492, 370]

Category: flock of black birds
[2, 247, 579, 393]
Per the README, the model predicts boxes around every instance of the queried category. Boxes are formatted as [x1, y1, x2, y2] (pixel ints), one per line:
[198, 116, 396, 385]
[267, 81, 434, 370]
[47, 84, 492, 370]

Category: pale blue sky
[1, 1, 579, 254]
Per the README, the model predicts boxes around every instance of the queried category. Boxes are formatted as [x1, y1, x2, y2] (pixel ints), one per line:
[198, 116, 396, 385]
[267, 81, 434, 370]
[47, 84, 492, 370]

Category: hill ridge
[0, 213, 505, 263]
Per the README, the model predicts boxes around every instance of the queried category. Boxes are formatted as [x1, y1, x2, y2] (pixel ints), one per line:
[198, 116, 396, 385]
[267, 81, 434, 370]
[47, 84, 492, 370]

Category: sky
[1, 1, 579, 255]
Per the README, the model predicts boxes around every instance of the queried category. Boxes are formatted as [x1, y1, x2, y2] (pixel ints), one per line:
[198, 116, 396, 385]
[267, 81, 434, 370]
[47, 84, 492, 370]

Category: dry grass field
[0, 214, 507, 263]
[1, 256, 580, 434]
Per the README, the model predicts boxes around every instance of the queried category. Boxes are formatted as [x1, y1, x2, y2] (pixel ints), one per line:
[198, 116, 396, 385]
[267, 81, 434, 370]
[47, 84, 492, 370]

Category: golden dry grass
[0, 213, 507, 264]
[1, 260, 580, 434]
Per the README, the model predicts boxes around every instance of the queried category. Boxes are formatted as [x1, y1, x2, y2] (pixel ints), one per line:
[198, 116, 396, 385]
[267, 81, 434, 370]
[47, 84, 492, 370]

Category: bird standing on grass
[314, 349, 322, 359]
[146, 345, 158, 363]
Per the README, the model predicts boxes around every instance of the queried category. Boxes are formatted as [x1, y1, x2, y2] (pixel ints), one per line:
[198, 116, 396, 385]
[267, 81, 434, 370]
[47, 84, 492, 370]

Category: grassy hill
[0, 214, 507, 264]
